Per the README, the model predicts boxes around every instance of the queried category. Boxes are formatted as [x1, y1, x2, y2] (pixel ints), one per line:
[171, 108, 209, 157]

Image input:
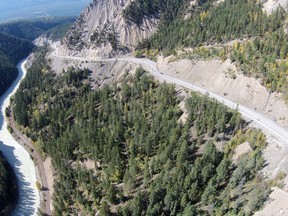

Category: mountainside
[0, 33, 34, 64]
[59, 0, 288, 58]
[59, 0, 159, 58]
[14, 47, 270, 215]
[0, 17, 76, 41]
[0, 152, 18, 214]
[0, 17, 78, 97]
[11, 0, 288, 214]
[0, 32, 34, 96]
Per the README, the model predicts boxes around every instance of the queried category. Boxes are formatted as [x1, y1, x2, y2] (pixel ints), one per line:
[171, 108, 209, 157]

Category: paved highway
[0, 59, 40, 216]
[10, 107, 52, 216]
[54, 54, 288, 149]
[16, 62, 52, 216]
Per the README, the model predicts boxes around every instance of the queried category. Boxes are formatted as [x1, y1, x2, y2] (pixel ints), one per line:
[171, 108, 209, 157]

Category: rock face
[34, 35, 53, 47]
[59, 0, 159, 58]
[263, 0, 288, 14]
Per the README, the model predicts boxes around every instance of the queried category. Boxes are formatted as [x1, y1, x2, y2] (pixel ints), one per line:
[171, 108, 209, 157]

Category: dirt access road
[9, 62, 52, 215]
[9, 112, 52, 216]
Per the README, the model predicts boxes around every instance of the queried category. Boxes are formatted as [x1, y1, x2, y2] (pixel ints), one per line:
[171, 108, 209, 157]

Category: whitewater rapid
[0, 59, 40, 215]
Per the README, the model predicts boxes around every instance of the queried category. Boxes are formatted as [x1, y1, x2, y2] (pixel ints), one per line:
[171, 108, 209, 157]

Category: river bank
[0, 59, 40, 216]
[7, 107, 53, 215]
[0, 151, 18, 216]
[8, 57, 53, 215]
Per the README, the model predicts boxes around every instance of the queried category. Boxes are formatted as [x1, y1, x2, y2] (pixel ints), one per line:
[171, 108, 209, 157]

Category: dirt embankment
[157, 56, 288, 130]
[48, 50, 140, 88]
[59, 0, 158, 58]
[157, 56, 288, 214]
[8, 108, 53, 216]
[254, 188, 288, 216]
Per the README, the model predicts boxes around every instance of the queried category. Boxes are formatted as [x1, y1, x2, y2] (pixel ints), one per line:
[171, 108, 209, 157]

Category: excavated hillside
[56, 0, 288, 59]
[30, 0, 288, 214]
[263, 0, 288, 14]
[58, 0, 159, 58]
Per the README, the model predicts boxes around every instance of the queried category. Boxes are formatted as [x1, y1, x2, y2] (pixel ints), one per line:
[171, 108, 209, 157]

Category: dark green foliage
[123, 0, 189, 25]
[0, 152, 18, 213]
[0, 53, 18, 96]
[0, 32, 34, 96]
[0, 17, 75, 97]
[133, 0, 288, 100]
[13, 48, 269, 215]
[230, 27, 288, 99]
[44, 23, 73, 41]
[139, 0, 285, 51]
[0, 32, 34, 64]
[136, 0, 288, 100]
[0, 17, 76, 41]
[90, 29, 118, 50]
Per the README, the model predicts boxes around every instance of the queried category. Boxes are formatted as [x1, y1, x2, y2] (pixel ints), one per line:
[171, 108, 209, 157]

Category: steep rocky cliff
[59, 0, 159, 58]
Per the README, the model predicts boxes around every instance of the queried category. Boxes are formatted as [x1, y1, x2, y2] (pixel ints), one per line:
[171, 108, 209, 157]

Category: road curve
[131, 57, 288, 146]
[55, 54, 288, 148]
[7, 60, 52, 215]
[0, 59, 40, 216]
[9, 110, 52, 216]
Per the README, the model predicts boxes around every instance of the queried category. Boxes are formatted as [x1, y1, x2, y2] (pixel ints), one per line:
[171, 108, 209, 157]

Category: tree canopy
[0, 152, 18, 213]
[13, 48, 270, 215]
[0, 32, 34, 96]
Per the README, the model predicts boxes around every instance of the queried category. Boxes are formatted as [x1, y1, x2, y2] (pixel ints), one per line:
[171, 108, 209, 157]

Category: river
[0, 59, 40, 215]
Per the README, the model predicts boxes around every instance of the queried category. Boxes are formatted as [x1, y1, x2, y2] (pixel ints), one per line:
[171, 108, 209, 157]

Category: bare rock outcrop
[263, 0, 288, 14]
[59, 0, 159, 58]
[33, 35, 53, 47]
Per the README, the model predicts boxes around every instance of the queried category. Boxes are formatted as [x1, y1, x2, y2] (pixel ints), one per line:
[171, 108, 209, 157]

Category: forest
[0, 17, 76, 41]
[0, 30, 33, 214]
[136, 0, 284, 50]
[44, 23, 73, 41]
[230, 29, 288, 100]
[0, 152, 18, 214]
[123, 0, 189, 25]
[0, 17, 77, 213]
[0, 16, 76, 97]
[132, 0, 288, 99]
[0, 32, 34, 64]
[0, 32, 34, 96]
[13, 48, 270, 215]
